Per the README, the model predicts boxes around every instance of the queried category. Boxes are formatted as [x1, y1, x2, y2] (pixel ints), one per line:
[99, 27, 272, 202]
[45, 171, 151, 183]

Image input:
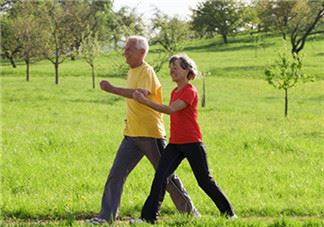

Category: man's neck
[130, 60, 144, 69]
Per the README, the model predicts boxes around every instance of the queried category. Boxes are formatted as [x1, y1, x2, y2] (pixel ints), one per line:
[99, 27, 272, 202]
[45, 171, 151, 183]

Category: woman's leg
[135, 137, 197, 214]
[141, 144, 184, 223]
[184, 143, 235, 216]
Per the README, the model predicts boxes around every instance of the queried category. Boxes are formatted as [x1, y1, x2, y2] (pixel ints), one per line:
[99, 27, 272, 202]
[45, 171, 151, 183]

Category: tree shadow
[184, 42, 274, 52]
[212, 65, 266, 73]
[67, 96, 123, 105]
[1, 210, 96, 222]
[307, 94, 324, 102]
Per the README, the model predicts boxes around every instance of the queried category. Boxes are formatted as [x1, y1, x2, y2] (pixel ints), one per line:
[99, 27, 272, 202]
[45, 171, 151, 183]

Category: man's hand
[133, 90, 147, 104]
[100, 80, 114, 93]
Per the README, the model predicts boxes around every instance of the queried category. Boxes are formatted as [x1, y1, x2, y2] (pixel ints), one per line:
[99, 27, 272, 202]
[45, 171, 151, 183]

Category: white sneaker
[230, 214, 238, 220]
[129, 218, 144, 225]
[192, 208, 201, 217]
[85, 217, 108, 225]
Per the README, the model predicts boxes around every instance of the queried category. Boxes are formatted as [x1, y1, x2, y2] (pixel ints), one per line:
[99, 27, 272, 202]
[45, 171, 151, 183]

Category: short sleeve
[137, 67, 161, 95]
[179, 86, 196, 105]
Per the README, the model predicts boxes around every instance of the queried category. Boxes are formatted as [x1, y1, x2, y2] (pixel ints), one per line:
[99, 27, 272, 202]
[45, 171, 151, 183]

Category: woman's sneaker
[129, 218, 144, 225]
[229, 214, 238, 220]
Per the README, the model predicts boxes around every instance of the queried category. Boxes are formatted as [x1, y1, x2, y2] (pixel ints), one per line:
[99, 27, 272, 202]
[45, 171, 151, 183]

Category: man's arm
[100, 80, 148, 98]
[133, 90, 187, 115]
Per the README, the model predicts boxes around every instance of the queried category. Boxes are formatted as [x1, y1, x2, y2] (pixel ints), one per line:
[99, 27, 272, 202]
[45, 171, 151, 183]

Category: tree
[13, 1, 47, 81]
[191, 0, 247, 43]
[201, 72, 210, 108]
[42, 0, 74, 84]
[149, 10, 191, 72]
[264, 46, 312, 117]
[255, 0, 324, 54]
[289, 0, 324, 54]
[15, 16, 44, 81]
[107, 6, 145, 49]
[255, 0, 299, 39]
[61, 0, 112, 58]
[0, 16, 21, 68]
[79, 28, 101, 89]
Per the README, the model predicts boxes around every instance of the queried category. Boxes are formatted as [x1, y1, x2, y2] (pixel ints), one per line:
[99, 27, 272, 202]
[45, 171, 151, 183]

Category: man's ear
[140, 48, 146, 56]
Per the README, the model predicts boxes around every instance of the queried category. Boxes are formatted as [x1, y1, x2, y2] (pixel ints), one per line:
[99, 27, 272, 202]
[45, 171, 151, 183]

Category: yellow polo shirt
[123, 62, 166, 138]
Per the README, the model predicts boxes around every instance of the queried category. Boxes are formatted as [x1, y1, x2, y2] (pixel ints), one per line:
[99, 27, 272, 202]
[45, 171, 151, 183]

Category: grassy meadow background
[1, 35, 324, 226]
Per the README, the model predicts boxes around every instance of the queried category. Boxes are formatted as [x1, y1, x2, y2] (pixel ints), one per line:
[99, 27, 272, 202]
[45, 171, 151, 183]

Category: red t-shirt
[169, 83, 202, 144]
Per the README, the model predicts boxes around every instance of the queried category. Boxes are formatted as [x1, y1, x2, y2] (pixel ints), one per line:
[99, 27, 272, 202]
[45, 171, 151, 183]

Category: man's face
[124, 40, 142, 67]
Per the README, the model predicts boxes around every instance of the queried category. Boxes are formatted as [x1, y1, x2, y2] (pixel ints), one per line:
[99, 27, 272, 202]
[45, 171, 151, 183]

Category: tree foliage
[289, 0, 324, 54]
[79, 27, 101, 89]
[107, 6, 145, 49]
[255, 0, 324, 54]
[42, 0, 74, 84]
[150, 10, 191, 72]
[0, 15, 21, 68]
[191, 0, 248, 43]
[265, 45, 312, 117]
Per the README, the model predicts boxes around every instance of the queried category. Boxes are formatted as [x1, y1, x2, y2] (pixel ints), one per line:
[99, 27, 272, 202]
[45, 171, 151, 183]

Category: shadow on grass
[217, 65, 265, 72]
[2, 208, 176, 222]
[184, 41, 274, 53]
[207, 65, 266, 79]
[67, 96, 123, 105]
[307, 95, 324, 102]
[1, 211, 96, 221]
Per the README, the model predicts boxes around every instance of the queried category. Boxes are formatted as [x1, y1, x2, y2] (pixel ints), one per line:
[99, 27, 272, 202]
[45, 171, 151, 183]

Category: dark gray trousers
[98, 136, 196, 221]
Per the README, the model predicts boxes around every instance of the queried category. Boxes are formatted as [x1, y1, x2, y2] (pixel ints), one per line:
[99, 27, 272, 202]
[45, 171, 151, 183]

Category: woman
[132, 54, 237, 223]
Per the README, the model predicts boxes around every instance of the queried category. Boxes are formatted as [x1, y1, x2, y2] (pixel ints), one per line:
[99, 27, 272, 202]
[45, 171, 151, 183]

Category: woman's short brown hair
[169, 54, 199, 80]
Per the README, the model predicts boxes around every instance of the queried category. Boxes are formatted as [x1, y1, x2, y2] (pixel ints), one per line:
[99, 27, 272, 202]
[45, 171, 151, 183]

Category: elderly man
[87, 36, 198, 224]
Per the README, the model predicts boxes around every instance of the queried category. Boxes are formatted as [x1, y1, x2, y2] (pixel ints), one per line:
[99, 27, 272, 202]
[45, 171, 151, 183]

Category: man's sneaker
[85, 217, 108, 225]
[129, 218, 144, 225]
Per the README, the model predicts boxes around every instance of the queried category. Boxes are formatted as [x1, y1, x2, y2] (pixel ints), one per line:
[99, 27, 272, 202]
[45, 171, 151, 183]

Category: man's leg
[98, 136, 144, 221]
[134, 137, 198, 214]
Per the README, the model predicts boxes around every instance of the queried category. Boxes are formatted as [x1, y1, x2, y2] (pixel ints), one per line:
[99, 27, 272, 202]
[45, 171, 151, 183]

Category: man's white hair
[127, 36, 149, 57]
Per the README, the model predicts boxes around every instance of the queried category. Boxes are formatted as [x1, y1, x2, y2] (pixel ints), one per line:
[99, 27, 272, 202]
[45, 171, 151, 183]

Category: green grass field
[1, 35, 324, 226]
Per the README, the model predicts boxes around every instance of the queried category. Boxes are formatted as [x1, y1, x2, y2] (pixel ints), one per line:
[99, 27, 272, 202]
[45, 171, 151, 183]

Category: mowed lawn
[1, 35, 324, 226]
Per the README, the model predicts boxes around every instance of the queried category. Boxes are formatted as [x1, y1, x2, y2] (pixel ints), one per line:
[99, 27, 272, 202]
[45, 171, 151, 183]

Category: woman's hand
[136, 88, 149, 97]
[133, 90, 147, 104]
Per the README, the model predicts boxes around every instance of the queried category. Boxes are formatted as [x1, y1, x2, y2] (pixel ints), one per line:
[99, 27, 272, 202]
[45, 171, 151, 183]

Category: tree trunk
[25, 59, 30, 81]
[8, 55, 17, 68]
[55, 62, 59, 85]
[290, 5, 324, 54]
[91, 65, 95, 89]
[201, 75, 206, 107]
[284, 88, 288, 117]
[222, 33, 228, 44]
[282, 32, 286, 40]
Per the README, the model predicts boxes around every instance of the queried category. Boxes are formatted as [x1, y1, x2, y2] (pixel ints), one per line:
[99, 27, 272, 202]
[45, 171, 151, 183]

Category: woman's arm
[133, 90, 187, 115]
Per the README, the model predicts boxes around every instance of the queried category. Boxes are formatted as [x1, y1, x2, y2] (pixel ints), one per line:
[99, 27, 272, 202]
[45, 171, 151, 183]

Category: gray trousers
[98, 136, 196, 221]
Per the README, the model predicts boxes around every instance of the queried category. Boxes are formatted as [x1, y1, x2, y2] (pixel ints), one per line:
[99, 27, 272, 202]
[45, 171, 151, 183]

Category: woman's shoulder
[185, 83, 198, 92]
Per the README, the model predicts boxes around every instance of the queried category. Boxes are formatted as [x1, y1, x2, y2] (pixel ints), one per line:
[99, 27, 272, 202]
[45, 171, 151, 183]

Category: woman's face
[169, 59, 189, 83]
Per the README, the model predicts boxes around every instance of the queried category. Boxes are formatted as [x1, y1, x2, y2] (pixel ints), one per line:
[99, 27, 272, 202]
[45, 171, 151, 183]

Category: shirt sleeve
[179, 86, 196, 105]
[137, 67, 161, 95]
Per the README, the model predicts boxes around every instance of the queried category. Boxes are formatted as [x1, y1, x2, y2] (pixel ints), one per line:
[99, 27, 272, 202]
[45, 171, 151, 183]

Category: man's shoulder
[143, 62, 156, 74]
